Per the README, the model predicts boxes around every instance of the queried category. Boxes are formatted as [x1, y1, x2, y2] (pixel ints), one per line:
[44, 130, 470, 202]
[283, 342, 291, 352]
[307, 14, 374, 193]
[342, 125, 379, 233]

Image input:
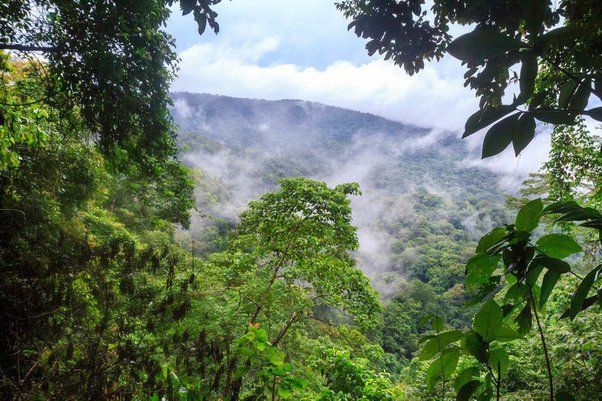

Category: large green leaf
[456, 380, 481, 401]
[515, 304, 532, 335]
[536, 234, 582, 259]
[519, 53, 537, 102]
[463, 106, 515, 138]
[530, 108, 577, 124]
[466, 254, 501, 291]
[473, 300, 503, 342]
[420, 330, 463, 360]
[462, 330, 489, 363]
[454, 367, 480, 392]
[559, 80, 578, 108]
[488, 347, 509, 377]
[475, 379, 494, 401]
[496, 325, 522, 342]
[515, 199, 543, 232]
[265, 347, 285, 366]
[476, 227, 507, 253]
[569, 80, 591, 111]
[534, 255, 571, 275]
[525, 264, 544, 286]
[503, 282, 528, 303]
[447, 29, 522, 63]
[426, 349, 460, 389]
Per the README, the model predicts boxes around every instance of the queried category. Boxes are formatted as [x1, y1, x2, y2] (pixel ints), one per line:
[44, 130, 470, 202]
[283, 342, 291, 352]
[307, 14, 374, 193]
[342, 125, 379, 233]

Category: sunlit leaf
[426, 349, 460, 389]
[420, 330, 463, 360]
[473, 300, 503, 342]
[488, 347, 509, 377]
[536, 234, 582, 259]
[515, 199, 543, 232]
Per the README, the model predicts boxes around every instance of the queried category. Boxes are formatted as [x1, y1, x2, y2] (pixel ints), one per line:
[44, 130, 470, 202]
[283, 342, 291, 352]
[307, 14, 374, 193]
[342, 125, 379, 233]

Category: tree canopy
[337, 0, 602, 157]
[0, 0, 221, 171]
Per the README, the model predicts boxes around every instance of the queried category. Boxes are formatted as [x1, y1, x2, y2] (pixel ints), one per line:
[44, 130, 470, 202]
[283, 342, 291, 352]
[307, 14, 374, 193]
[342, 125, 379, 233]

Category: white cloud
[172, 39, 478, 131]
[172, 37, 554, 189]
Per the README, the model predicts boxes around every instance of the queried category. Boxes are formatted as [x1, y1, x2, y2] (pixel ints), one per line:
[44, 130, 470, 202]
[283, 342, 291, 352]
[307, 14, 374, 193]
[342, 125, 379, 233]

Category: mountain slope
[170, 92, 508, 297]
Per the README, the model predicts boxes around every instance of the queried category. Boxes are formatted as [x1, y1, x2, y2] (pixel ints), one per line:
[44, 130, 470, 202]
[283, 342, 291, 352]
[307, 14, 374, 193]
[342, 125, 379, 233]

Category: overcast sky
[166, 0, 555, 182]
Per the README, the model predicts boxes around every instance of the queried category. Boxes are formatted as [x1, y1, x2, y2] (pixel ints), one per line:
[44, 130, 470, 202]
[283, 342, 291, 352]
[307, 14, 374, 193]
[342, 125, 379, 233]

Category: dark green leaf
[519, 53, 537, 102]
[473, 300, 503, 342]
[559, 80, 578, 108]
[180, 0, 196, 15]
[488, 347, 509, 377]
[467, 276, 501, 305]
[511, 113, 536, 156]
[569, 80, 591, 111]
[481, 113, 519, 158]
[463, 106, 515, 138]
[536, 234, 582, 259]
[515, 199, 543, 232]
[503, 283, 528, 303]
[456, 380, 481, 401]
[515, 304, 532, 335]
[476, 227, 507, 253]
[466, 254, 501, 291]
[543, 200, 592, 215]
[563, 265, 602, 320]
[540, 271, 560, 307]
[530, 108, 577, 124]
[556, 390, 576, 401]
[585, 106, 602, 122]
[454, 367, 480, 392]
[475, 379, 494, 401]
[534, 255, 570, 274]
[447, 29, 522, 63]
[526, 264, 544, 286]
[463, 330, 489, 363]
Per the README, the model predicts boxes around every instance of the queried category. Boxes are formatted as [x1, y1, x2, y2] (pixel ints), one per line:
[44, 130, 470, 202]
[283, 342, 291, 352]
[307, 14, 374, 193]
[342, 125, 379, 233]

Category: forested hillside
[171, 91, 512, 360]
[1, 1, 601, 401]
[171, 92, 508, 292]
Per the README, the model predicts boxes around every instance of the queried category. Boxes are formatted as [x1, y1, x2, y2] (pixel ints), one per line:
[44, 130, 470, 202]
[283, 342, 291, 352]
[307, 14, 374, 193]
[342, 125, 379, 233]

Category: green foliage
[417, 198, 601, 400]
[0, 108, 196, 399]
[1, 0, 220, 172]
[1, 3, 208, 395]
[338, 0, 602, 157]
[156, 178, 387, 400]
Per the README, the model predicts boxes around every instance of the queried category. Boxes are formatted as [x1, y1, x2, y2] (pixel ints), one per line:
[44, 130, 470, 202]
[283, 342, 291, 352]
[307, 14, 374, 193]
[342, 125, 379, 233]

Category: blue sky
[165, 0, 553, 179]
[166, 0, 370, 68]
[165, 0, 478, 129]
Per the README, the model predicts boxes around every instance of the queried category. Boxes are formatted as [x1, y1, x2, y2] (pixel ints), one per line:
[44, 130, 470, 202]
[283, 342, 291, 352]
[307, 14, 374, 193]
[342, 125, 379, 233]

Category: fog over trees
[1, 1, 600, 400]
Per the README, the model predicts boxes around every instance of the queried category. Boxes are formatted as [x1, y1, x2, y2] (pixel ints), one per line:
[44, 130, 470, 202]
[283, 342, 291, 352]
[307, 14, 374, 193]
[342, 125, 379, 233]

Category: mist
[172, 93, 543, 297]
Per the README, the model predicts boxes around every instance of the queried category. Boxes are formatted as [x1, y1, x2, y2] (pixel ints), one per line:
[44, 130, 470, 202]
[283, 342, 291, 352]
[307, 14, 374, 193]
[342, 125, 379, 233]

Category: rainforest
[1, 1, 601, 401]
